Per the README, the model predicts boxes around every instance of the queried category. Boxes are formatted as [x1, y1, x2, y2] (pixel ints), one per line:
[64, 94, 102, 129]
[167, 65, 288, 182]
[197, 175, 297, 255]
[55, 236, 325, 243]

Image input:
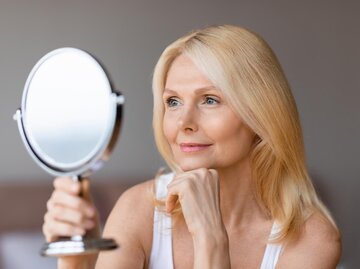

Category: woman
[43, 25, 341, 269]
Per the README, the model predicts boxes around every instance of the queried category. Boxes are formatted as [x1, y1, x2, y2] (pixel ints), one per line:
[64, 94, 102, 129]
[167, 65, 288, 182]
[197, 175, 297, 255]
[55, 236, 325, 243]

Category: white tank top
[149, 173, 283, 269]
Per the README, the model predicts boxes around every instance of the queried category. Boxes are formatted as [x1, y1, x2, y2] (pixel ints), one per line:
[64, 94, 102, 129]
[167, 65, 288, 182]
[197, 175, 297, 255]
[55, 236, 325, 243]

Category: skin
[43, 55, 341, 269]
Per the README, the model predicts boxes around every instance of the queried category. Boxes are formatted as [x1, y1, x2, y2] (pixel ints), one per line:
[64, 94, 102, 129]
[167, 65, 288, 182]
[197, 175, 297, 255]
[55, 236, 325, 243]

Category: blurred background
[0, 0, 358, 268]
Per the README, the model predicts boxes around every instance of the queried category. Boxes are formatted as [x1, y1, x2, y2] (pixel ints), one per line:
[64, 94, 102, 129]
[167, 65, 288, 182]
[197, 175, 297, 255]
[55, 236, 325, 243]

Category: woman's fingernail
[86, 207, 95, 217]
[85, 220, 95, 229]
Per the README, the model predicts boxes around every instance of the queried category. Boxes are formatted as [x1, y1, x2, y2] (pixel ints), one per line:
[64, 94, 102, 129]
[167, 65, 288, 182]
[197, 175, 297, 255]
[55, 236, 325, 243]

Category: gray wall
[0, 0, 358, 267]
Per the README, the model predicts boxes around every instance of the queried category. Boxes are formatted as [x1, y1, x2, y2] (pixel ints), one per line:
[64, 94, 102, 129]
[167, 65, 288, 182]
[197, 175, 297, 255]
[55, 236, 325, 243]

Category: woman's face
[162, 55, 255, 172]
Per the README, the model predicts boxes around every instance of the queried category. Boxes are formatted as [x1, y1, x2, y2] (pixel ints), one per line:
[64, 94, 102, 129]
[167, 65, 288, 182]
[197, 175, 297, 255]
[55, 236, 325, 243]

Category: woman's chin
[177, 160, 213, 172]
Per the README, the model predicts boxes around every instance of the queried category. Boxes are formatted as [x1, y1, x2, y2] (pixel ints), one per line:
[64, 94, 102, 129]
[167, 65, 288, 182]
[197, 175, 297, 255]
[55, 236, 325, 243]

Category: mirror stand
[40, 235, 118, 257]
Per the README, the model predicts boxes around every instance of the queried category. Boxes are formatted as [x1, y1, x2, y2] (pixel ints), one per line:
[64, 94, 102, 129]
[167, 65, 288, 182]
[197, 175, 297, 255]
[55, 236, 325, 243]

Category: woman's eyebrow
[163, 86, 218, 96]
[163, 88, 178, 95]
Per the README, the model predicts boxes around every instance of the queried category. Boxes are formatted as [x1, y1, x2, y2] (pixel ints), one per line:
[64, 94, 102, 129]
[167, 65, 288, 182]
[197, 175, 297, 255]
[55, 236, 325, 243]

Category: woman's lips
[179, 143, 212, 153]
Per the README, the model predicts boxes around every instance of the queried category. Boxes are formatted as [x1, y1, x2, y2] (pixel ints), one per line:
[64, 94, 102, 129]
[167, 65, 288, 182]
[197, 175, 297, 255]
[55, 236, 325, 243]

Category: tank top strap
[260, 222, 283, 269]
[149, 173, 174, 269]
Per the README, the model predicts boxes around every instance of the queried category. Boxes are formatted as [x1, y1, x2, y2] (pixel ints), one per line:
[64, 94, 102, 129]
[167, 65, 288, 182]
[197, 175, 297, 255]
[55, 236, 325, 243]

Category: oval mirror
[14, 47, 124, 256]
[15, 47, 124, 176]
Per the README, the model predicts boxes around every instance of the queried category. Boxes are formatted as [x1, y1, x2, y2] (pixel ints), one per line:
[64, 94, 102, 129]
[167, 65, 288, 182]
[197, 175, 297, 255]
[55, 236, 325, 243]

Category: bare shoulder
[278, 212, 342, 269]
[112, 179, 155, 217]
[105, 179, 155, 241]
[95, 179, 155, 269]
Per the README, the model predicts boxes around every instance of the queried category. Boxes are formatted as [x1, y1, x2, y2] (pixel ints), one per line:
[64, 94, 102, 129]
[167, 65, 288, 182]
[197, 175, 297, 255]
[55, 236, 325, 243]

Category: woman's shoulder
[116, 172, 173, 206]
[277, 211, 341, 268]
[112, 178, 156, 220]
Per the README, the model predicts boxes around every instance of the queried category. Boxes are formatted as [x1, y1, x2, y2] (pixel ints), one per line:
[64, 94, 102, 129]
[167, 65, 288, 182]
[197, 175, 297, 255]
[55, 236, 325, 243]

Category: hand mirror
[14, 47, 124, 256]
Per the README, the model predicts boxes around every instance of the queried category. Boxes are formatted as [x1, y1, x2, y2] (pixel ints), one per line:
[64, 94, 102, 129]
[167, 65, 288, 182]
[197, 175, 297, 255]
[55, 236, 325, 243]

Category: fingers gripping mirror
[13, 47, 124, 256]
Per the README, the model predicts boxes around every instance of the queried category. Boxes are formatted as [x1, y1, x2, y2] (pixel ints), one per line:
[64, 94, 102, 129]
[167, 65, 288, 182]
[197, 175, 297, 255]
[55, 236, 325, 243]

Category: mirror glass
[17, 48, 122, 175]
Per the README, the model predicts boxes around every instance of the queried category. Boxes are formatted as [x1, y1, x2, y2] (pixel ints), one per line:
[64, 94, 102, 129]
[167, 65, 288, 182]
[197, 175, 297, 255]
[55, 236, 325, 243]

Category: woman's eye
[204, 96, 219, 105]
[166, 97, 181, 107]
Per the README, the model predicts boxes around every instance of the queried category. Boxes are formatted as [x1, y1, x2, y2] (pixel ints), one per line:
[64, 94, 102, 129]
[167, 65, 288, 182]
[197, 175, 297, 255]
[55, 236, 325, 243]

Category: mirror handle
[71, 176, 92, 241]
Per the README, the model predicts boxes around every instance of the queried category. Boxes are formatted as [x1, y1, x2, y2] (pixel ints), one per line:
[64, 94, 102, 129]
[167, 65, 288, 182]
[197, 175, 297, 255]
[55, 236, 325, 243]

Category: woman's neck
[217, 160, 268, 230]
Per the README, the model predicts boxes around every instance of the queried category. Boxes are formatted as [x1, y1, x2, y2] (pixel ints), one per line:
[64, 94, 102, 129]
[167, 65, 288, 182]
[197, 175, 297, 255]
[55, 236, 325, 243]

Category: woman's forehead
[165, 55, 215, 91]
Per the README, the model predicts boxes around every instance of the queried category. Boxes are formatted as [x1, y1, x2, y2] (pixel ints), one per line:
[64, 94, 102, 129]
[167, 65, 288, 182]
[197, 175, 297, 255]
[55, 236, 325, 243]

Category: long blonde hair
[152, 24, 336, 242]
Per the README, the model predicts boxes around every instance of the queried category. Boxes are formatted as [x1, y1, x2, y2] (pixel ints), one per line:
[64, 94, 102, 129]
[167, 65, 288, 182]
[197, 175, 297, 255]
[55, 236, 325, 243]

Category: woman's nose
[178, 105, 198, 132]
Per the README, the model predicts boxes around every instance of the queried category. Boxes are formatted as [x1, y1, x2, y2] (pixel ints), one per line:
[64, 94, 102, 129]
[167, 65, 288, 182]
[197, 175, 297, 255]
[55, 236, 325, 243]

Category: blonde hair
[152, 24, 336, 243]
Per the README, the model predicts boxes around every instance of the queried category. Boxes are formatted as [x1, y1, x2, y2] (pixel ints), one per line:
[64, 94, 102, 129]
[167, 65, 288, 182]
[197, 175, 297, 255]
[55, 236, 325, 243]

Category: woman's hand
[43, 177, 98, 241]
[166, 168, 222, 236]
[42, 177, 99, 269]
[166, 168, 231, 269]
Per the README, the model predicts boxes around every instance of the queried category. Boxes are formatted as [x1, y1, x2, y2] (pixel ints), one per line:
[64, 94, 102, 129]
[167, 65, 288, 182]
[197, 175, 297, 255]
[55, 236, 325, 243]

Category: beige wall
[0, 0, 358, 267]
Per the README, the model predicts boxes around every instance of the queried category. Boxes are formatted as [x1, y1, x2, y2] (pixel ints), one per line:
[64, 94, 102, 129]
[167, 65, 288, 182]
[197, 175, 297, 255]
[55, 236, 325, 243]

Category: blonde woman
[43, 25, 341, 269]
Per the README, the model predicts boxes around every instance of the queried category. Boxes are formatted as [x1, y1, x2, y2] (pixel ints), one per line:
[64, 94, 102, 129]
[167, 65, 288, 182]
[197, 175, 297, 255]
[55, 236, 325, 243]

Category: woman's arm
[192, 227, 231, 269]
[95, 180, 154, 269]
[166, 168, 231, 269]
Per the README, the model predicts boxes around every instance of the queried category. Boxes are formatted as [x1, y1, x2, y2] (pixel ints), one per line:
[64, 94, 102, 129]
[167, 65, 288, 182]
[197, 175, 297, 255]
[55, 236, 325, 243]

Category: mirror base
[40, 238, 118, 257]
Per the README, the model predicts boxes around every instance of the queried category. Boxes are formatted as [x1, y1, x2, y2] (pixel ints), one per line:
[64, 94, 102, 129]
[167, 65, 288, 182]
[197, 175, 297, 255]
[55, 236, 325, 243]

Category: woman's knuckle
[52, 205, 62, 216]
[44, 212, 50, 222]
[74, 212, 84, 224]
[54, 177, 64, 188]
[183, 178, 193, 188]
[73, 199, 83, 210]
[46, 200, 51, 210]
[198, 168, 207, 175]
[52, 190, 62, 202]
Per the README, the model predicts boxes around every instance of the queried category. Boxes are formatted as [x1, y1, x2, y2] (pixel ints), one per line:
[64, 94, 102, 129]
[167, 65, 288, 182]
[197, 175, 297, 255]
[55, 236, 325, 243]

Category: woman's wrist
[192, 227, 231, 269]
